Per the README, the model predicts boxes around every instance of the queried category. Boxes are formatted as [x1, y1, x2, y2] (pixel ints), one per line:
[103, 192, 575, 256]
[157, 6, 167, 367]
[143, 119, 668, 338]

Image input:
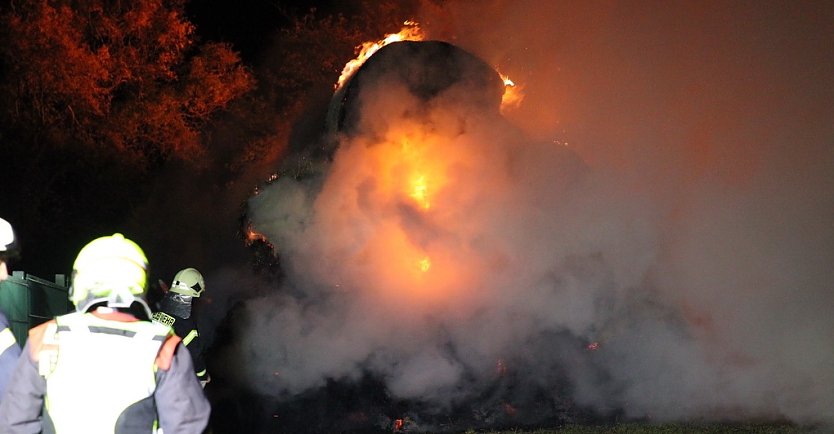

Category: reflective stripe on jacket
[152, 311, 208, 382]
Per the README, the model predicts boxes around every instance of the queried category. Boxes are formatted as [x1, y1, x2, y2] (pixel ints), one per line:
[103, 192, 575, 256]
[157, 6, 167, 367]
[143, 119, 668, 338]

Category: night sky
[186, 0, 403, 61]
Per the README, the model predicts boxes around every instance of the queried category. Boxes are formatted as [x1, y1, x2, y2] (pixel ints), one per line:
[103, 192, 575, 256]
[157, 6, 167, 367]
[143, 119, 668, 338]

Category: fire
[335, 20, 424, 90]
[252, 173, 279, 196]
[330, 33, 524, 308]
[417, 256, 431, 272]
[397, 138, 445, 211]
[336, 129, 483, 308]
[409, 174, 430, 209]
[499, 72, 525, 111]
[244, 225, 270, 246]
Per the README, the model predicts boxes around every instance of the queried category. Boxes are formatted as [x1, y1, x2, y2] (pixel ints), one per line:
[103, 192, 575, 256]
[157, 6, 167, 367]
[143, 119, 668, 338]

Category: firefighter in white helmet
[0, 233, 210, 433]
[153, 267, 210, 386]
[0, 217, 23, 401]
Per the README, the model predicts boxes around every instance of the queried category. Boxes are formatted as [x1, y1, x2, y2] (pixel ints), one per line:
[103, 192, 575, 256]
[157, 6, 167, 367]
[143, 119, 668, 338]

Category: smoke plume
[228, 0, 834, 428]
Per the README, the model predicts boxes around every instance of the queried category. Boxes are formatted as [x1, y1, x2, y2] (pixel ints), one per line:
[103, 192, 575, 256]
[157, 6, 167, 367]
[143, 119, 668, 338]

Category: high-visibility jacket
[0, 308, 210, 434]
[0, 310, 22, 400]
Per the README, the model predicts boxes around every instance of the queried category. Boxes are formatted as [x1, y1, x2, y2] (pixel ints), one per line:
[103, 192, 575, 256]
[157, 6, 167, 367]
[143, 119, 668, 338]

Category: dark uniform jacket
[152, 309, 208, 383]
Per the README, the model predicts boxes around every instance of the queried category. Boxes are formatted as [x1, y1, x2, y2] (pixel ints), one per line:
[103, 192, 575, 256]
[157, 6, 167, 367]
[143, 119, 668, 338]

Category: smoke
[230, 0, 834, 428]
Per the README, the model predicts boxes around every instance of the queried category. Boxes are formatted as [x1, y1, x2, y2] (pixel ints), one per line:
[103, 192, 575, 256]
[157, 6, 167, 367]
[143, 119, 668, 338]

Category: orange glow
[346, 133, 475, 308]
[410, 174, 430, 209]
[330, 32, 523, 313]
[335, 21, 424, 90]
[352, 129, 494, 310]
[499, 72, 525, 111]
[327, 34, 521, 312]
[244, 225, 270, 246]
[418, 256, 431, 272]
[395, 138, 446, 211]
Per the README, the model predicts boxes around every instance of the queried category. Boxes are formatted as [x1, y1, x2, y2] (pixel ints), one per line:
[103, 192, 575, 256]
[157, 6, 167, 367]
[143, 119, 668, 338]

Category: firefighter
[153, 267, 210, 387]
[0, 217, 23, 401]
[0, 233, 210, 433]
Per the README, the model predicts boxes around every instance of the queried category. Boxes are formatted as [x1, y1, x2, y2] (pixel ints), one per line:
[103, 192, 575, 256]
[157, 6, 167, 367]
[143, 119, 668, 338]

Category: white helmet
[169, 267, 205, 297]
[0, 217, 20, 258]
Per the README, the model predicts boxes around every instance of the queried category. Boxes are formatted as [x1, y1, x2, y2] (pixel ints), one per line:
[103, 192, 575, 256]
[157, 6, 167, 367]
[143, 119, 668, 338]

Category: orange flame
[409, 174, 430, 209]
[245, 225, 270, 246]
[336, 21, 424, 90]
[398, 139, 444, 211]
[350, 130, 484, 308]
[499, 72, 525, 111]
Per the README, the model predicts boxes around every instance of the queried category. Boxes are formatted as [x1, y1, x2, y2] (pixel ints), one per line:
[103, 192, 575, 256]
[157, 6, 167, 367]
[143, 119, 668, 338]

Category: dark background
[0, 0, 418, 283]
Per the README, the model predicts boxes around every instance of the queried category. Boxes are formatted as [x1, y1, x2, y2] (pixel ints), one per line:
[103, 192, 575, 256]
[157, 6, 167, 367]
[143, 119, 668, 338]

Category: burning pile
[335, 21, 424, 91]
[235, 37, 603, 432]
[216, 5, 834, 433]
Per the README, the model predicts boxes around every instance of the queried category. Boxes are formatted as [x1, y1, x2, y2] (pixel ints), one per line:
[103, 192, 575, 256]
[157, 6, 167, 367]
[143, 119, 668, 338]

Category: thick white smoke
[230, 0, 834, 426]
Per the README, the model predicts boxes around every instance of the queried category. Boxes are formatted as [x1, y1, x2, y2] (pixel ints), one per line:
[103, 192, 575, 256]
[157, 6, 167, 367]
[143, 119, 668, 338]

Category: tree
[229, 1, 420, 174]
[1, 0, 253, 163]
[0, 0, 254, 274]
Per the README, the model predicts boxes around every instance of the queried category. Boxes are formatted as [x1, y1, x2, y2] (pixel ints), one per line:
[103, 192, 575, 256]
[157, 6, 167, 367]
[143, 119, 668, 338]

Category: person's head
[70, 233, 152, 318]
[0, 218, 20, 282]
[169, 267, 205, 301]
[159, 267, 204, 319]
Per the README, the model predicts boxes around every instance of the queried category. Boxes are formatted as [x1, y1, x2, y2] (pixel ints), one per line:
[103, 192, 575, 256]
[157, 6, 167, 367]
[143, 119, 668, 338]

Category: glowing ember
[252, 173, 279, 196]
[417, 256, 431, 273]
[409, 174, 430, 209]
[393, 418, 404, 431]
[496, 359, 508, 376]
[586, 341, 601, 351]
[499, 72, 525, 111]
[245, 225, 270, 246]
[335, 20, 424, 90]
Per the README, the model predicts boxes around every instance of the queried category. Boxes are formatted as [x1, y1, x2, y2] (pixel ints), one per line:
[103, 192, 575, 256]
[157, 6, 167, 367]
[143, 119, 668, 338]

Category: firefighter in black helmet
[153, 267, 210, 386]
[0, 217, 22, 401]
